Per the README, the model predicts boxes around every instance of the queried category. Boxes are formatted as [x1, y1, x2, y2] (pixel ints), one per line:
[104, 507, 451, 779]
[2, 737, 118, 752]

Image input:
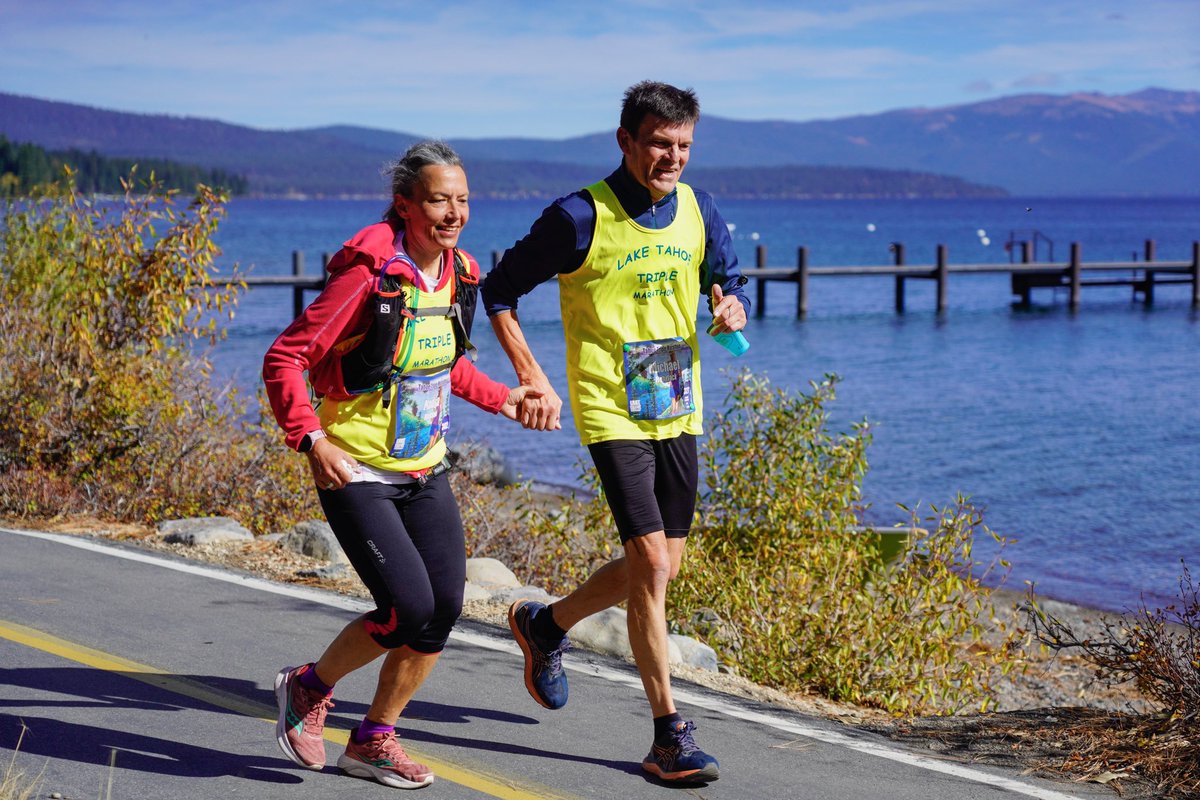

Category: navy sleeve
[695, 189, 751, 316]
[481, 192, 595, 316]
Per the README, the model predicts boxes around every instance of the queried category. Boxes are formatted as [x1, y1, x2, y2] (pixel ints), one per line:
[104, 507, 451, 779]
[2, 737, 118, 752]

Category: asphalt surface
[0, 527, 1110, 800]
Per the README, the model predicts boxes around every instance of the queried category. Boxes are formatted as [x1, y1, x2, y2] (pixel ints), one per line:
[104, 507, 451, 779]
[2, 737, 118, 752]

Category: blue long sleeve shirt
[481, 163, 751, 318]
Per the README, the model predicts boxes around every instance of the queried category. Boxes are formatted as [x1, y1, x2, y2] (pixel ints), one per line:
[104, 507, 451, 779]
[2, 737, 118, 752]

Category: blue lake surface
[210, 195, 1200, 614]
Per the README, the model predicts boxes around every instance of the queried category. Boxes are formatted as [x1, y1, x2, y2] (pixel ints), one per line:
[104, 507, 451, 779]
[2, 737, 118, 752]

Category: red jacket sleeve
[450, 357, 510, 413]
[262, 261, 373, 450]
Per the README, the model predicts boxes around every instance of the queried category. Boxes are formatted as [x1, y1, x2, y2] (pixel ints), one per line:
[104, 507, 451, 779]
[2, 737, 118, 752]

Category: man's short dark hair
[620, 81, 700, 135]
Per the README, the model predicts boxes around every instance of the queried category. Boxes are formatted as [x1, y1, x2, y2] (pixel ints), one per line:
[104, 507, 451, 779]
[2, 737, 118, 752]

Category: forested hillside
[0, 135, 248, 196]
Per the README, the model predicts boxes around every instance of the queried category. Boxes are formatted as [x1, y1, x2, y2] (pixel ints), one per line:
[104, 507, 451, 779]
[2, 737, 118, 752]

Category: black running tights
[317, 474, 465, 653]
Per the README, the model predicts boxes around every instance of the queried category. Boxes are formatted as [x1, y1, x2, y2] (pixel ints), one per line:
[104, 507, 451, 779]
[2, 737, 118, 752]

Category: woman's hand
[306, 438, 360, 490]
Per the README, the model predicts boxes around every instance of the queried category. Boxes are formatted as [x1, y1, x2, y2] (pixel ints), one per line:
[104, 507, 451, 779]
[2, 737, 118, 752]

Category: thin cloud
[1013, 73, 1063, 89]
[0, 0, 1195, 137]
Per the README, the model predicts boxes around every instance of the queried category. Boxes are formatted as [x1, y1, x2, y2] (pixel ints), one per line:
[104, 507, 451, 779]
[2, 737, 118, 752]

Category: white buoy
[976, 228, 987, 238]
[981, 236, 991, 246]
[750, 232, 760, 241]
[867, 223, 877, 232]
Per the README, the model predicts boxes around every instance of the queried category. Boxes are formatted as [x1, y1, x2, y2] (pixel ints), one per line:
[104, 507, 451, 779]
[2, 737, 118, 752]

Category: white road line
[4, 527, 1087, 800]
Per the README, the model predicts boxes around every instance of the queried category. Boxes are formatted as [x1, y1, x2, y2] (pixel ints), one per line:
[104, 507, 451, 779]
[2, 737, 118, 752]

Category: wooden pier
[239, 251, 329, 318]
[242, 240, 1200, 320]
[742, 240, 1200, 317]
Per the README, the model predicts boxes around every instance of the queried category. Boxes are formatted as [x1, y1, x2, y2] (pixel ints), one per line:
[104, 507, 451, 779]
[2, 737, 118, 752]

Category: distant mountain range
[1, 88, 1196, 197]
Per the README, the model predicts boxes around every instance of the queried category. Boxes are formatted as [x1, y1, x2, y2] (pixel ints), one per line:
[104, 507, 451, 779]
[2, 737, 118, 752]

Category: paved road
[1, 527, 1107, 800]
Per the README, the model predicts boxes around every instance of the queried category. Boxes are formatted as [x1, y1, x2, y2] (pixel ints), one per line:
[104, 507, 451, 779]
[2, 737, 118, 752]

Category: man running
[480, 80, 749, 784]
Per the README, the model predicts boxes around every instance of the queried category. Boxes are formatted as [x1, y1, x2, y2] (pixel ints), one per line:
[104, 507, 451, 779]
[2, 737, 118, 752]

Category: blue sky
[1, 0, 1196, 139]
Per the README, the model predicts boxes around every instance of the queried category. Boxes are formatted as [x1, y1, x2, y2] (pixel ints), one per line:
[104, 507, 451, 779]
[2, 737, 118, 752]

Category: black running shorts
[586, 433, 698, 543]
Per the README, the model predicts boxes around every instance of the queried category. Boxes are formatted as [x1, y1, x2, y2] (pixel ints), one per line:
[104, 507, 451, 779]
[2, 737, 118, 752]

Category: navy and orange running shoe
[642, 720, 719, 783]
[508, 600, 569, 709]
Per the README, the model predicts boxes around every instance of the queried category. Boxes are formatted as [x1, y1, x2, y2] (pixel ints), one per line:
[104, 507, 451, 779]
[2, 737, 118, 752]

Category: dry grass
[876, 707, 1198, 799]
[1, 723, 43, 800]
[1015, 568, 1200, 800]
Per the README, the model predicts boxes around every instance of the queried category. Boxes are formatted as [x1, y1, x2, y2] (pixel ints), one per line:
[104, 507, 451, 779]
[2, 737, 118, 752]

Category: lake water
[210, 195, 1200, 614]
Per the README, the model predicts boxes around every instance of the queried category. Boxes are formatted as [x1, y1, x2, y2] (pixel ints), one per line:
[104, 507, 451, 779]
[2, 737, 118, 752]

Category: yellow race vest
[559, 179, 706, 444]
[319, 273, 457, 472]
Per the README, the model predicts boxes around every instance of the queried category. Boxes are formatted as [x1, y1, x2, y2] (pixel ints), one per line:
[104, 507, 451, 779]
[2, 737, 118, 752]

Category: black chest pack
[339, 249, 478, 407]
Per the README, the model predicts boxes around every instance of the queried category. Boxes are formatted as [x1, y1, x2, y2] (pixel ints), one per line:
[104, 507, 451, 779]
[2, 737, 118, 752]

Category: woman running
[262, 140, 537, 789]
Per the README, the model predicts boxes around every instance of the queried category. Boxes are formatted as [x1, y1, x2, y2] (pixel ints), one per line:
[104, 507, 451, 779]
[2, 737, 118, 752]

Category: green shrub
[514, 370, 1024, 714]
[0, 173, 318, 531]
[504, 469, 615, 597]
[674, 371, 1022, 713]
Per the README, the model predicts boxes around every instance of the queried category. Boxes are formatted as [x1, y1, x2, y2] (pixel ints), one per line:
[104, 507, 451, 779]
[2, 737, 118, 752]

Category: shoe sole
[642, 760, 720, 783]
[507, 600, 562, 710]
[274, 666, 324, 771]
[337, 753, 434, 789]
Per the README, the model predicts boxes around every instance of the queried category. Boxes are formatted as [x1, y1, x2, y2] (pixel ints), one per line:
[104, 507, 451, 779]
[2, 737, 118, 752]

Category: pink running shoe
[337, 730, 434, 789]
[274, 664, 333, 770]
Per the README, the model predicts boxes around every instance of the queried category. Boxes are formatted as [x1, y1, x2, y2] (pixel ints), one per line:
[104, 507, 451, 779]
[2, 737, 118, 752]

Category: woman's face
[394, 164, 469, 257]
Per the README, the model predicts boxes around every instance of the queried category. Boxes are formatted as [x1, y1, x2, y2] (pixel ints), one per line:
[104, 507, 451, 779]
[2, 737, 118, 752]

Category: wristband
[298, 430, 326, 453]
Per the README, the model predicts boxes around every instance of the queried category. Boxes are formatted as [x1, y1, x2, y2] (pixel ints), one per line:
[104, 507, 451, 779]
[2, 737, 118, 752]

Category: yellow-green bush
[672, 371, 1023, 713]
[516, 371, 1024, 714]
[504, 468, 615, 597]
[0, 174, 318, 531]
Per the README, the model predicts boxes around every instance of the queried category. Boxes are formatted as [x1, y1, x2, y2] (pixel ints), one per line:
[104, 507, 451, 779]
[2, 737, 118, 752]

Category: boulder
[670, 634, 719, 672]
[281, 520, 349, 564]
[465, 557, 521, 589]
[462, 582, 492, 603]
[570, 607, 683, 664]
[158, 517, 253, 546]
[489, 585, 555, 605]
[451, 444, 518, 486]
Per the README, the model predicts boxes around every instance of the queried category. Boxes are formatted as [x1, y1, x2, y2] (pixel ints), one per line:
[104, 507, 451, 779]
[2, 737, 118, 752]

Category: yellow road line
[0, 618, 575, 800]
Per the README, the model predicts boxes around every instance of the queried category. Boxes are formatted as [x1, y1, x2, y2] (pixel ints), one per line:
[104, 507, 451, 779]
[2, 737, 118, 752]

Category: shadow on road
[398, 726, 644, 778]
[1, 712, 301, 783]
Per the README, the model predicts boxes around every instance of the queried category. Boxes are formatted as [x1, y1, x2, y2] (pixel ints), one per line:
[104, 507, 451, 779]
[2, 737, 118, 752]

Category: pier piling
[754, 245, 768, 318]
[936, 245, 948, 314]
[797, 247, 809, 319]
[892, 243, 906, 313]
[291, 251, 306, 319]
[1069, 243, 1082, 311]
[1143, 239, 1156, 307]
[1193, 242, 1200, 309]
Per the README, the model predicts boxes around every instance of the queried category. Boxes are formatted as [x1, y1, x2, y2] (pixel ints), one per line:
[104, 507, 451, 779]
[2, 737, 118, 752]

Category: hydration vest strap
[376, 252, 419, 297]
[406, 305, 454, 318]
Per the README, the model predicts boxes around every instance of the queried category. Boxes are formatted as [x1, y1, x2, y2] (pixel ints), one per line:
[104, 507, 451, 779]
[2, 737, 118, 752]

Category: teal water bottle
[708, 321, 750, 356]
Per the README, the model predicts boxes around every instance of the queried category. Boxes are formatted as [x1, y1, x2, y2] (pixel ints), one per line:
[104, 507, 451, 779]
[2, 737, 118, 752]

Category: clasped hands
[502, 381, 562, 431]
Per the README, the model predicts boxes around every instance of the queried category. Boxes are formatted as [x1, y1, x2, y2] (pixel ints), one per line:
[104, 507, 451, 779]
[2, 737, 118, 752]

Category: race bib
[622, 338, 695, 421]
[389, 371, 451, 460]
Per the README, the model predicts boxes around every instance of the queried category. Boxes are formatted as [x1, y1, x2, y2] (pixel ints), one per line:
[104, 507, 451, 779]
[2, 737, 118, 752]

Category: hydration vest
[338, 248, 478, 404]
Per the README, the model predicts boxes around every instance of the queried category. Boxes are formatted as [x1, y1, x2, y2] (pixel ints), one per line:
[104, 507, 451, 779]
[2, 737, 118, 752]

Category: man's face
[617, 114, 694, 201]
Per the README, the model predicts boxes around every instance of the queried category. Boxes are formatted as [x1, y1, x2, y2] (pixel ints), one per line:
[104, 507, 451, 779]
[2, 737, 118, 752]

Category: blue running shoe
[508, 600, 569, 709]
[642, 720, 719, 783]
